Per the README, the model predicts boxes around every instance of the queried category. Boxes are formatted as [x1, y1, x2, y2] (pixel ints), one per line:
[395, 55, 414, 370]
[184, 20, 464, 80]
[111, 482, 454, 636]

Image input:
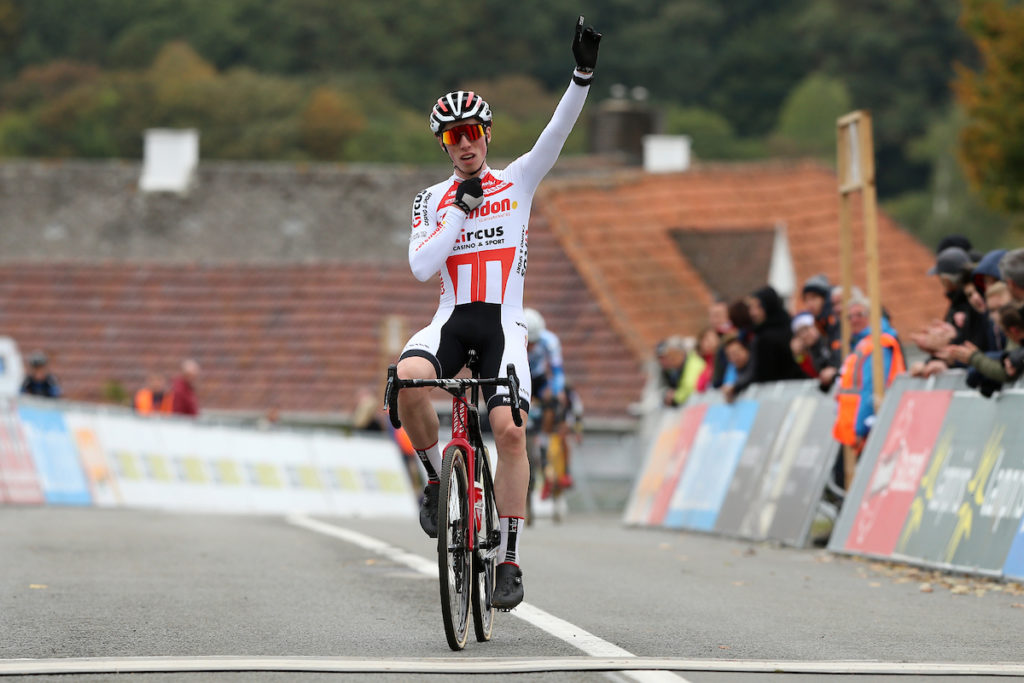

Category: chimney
[588, 85, 657, 164]
[642, 135, 691, 173]
[139, 128, 199, 194]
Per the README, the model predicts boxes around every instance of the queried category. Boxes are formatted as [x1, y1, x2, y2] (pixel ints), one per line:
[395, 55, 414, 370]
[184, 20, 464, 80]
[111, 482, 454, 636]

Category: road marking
[286, 514, 685, 683]
[4, 656, 1024, 676]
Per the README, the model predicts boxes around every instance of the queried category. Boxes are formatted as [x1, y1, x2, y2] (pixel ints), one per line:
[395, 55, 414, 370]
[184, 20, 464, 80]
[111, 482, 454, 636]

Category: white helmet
[524, 308, 546, 344]
[429, 90, 492, 135]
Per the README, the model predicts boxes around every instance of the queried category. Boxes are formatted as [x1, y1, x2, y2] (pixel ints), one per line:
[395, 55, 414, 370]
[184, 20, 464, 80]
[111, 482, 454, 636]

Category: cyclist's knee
[492, 416, 526, 456]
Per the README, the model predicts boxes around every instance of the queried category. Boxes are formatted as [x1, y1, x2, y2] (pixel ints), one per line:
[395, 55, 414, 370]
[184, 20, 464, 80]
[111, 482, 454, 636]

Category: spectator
[20, 351, 61, 398]
[790, 312, 841, 390]
[946, 303, 1024, 397]
[351, 386, 384, 432]
[735, 285, 806, 393]
[910, 246, 989, 376]
[170, 359, 200, 417]
[133, 374, 172, 415]
[973, 248, 1007, 295]
[985, 281, 1012, 351]
[999, 248, 1024, 303]
[711, 299, 753, 389]
[833, 292, 906, 457]
[720, 332, 752, 403]
[801, 274, 840, 348]
[694, 326, 720, 392]
[655, 336, 706, 407]
[708, 299, 733, 336]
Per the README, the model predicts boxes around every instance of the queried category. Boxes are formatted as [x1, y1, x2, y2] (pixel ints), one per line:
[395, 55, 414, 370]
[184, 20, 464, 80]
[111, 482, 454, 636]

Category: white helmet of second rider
[524, 308, 546, 344]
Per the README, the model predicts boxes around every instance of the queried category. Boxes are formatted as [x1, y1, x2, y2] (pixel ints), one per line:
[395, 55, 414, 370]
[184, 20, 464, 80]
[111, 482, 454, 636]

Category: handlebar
[383, 364, 524, 429]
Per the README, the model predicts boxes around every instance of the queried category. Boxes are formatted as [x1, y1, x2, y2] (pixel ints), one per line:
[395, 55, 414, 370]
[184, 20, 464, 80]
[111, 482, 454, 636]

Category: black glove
[572, 15, 601, 72]
[453, 176, 484, 215]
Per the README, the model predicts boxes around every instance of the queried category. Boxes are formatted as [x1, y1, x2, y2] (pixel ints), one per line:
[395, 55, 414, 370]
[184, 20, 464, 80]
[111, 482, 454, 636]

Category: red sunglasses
[440, 123, 486, 145]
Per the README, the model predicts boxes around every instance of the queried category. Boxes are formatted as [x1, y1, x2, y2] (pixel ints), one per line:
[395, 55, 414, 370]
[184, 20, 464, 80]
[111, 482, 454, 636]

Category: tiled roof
[0, 220, 644, 421]
[0, 159, 940, 423]
[539, 161, 943, 358]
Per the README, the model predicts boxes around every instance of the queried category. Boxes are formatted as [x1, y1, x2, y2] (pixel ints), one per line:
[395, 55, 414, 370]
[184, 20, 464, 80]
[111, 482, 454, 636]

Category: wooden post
[836, 110, 883, 490]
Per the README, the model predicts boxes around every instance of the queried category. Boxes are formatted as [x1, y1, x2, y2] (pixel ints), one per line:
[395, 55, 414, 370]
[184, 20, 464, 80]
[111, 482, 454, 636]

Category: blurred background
[2, 0, 1023, 512]
[1, 0, 1021, 245]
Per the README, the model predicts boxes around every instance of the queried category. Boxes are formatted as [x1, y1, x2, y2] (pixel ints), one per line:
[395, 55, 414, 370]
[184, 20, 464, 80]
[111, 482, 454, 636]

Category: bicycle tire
[438, 445, 471, 651]
[472, 448, 498, 642]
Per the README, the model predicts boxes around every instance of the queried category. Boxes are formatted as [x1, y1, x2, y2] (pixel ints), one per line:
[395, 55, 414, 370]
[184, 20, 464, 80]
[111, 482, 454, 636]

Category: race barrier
[623, 380, 837, 547]
[828, 372, 1024, 582]
[0, 397, 416, 518]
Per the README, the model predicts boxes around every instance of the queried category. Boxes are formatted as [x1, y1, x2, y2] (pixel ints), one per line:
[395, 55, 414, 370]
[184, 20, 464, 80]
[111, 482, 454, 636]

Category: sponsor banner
[664, 400, 758, 531]
[759, 396, 837, 546]
[828, 374, 913, 551]
[0, 398, 44, 504]
[843, 391, 954, 557]
[622, 410, 695, 525]
[47, 406, 416, 518]
[61, 411, 121, 507]
[308, 431, 417, 518]
[714, 397, 792, 538]
[1004, 518, 1024, 581]
[647, 403, 709, 525]
[18, 404, 92, 505]
[892, 395, 995, 569]
[948, 394, 1024, 572]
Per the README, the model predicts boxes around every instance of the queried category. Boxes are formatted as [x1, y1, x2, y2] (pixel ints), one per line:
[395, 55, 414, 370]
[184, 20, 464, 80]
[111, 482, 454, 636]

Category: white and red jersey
[408, 77, 591, 315]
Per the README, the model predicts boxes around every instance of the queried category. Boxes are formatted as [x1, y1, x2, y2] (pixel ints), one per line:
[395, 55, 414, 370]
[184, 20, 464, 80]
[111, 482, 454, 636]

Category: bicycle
[383, 351, 523, 651]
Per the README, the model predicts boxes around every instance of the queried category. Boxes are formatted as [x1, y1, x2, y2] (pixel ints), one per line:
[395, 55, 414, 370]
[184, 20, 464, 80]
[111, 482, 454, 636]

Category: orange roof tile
[540, 161, 943, 358]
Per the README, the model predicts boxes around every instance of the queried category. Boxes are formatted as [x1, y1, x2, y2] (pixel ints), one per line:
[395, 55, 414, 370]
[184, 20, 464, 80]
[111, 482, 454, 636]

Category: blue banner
[18, 405, 92, 505]
[664, 400, 758, 531]
[1003, 520, 1024, 581]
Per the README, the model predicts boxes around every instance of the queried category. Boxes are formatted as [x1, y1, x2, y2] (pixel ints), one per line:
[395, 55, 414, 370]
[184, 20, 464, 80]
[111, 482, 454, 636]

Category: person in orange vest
[832, 294, 907, 456]
[133, 374, 173, 415]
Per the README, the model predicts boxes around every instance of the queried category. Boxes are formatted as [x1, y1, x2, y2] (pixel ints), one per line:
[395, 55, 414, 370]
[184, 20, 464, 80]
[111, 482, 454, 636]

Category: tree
[772, 72, 851, 158]
[300, 87, 365, 160]
[955, 0, 1024, 216]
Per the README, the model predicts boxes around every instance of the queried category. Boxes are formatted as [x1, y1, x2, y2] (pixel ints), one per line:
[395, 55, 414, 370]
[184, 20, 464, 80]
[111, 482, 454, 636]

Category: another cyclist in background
[524, 307, 566, 521]
[395, 18, 601, 610]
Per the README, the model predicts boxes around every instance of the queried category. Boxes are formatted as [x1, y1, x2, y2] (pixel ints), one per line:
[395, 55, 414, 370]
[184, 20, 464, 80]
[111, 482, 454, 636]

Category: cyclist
[395, 16, 601, 610]
[524, 308, 566, 519]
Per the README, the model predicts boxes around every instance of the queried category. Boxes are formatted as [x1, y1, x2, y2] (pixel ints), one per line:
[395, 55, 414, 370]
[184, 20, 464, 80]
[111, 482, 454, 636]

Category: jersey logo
[445, 247, 517, 305]
[438, 173, 515, 212]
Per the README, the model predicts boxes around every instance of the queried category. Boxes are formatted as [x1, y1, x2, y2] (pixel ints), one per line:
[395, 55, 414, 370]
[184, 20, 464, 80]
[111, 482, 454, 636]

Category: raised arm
[508, 16, 602, 191]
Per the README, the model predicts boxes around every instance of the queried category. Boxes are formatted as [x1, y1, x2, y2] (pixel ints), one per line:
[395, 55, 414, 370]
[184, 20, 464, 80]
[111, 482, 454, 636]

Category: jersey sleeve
[408, 188, 467, 282]
[505, 74, 591, 193]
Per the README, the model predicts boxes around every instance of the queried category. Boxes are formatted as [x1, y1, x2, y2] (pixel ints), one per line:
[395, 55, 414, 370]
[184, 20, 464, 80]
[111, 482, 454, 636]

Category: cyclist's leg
[398, 311, 466, 537]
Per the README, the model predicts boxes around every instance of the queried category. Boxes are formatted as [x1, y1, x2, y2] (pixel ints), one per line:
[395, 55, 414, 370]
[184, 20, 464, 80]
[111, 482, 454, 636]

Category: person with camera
[394, 16, 601, 610]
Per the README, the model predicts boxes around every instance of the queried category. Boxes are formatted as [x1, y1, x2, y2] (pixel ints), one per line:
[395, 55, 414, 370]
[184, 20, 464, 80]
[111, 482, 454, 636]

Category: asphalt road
[2, 506, 1023, 682]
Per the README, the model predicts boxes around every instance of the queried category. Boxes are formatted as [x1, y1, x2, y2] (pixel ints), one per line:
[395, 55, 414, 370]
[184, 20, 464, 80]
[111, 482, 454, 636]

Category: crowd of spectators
[654, 233, 1024, 489]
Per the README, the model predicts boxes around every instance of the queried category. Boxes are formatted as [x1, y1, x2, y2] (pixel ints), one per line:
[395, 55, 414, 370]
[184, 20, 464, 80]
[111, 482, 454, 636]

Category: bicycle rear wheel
[438, 445, 471, 651]
[472, 448, 499, 642]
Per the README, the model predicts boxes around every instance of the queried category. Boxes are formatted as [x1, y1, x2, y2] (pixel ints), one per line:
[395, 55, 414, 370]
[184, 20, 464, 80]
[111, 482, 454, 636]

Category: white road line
[4, 656, 1024, 676]
[286, 514, 685, 683]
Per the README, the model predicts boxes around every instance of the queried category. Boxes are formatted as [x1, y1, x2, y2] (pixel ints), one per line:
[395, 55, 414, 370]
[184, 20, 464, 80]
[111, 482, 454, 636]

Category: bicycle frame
[383, 358, 522, 554]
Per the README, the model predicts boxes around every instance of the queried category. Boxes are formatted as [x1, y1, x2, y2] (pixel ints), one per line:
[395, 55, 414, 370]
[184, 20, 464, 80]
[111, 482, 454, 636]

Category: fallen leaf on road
[920, 583, 933, 593]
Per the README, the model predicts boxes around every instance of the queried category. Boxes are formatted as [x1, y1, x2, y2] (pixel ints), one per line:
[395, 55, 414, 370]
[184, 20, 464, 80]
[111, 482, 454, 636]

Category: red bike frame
[447, 393, 478, 553]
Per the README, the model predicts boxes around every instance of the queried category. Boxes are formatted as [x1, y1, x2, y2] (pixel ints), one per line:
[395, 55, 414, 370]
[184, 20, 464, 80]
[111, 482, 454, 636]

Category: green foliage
[884, 106, 1013, 250]
[772, 73, 851, 158]
[663, 106, 765, 160]
[955, 0, 1024, 216]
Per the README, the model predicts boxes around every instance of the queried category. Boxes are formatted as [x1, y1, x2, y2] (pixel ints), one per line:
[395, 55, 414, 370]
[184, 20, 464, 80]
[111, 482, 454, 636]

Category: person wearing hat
[801, 274, 842, 362]
[20, 351, 61, 399]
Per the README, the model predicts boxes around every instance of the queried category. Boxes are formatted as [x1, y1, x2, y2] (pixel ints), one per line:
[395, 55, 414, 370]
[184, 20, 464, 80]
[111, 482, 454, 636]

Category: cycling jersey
[529, 328, 565, 398]
[402, 76, 590, 412]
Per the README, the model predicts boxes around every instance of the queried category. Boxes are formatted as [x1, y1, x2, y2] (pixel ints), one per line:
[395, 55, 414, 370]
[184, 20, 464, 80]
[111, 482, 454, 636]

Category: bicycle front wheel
[472, 447, 499, 642]
[438, 445, 471, 651]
